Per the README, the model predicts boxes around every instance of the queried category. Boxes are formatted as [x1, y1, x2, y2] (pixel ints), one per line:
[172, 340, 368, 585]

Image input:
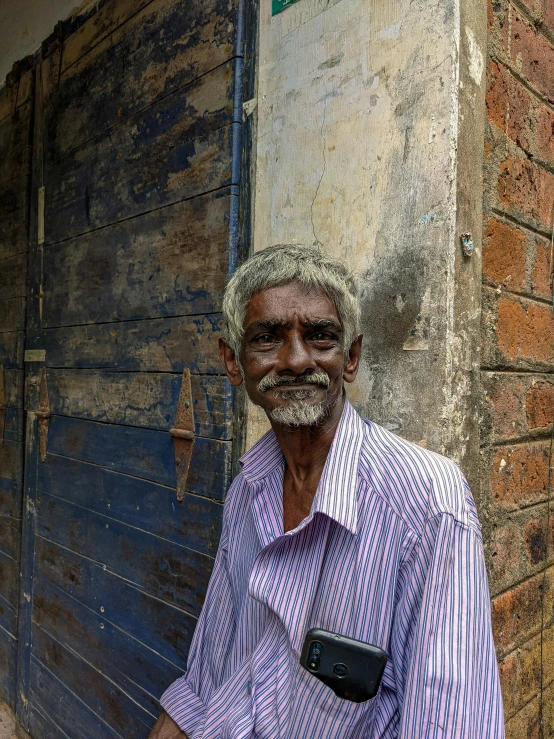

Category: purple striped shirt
[161, 401, 504, 738]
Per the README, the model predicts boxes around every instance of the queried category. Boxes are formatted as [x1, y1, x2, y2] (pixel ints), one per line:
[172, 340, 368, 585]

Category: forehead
[244, 282, 339, 327]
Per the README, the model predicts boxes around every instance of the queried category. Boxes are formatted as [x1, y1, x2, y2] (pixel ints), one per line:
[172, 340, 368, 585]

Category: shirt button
[246, 680, 252, 695]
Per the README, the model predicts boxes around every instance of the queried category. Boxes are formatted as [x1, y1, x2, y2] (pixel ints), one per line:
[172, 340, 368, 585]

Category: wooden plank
[38, 495, 214, 616]
[0, 85, 10, 124]
[44, 86, 238, 245]
[43, 369, 233, 439]
[0, 439, 23, 498]
[44, 314, 223, 374]
[54, 0, 238, 159]
[33, 579, 182, 717]
[32, 625, 156, 736]
[29, 657, 126, 739]
[47, 416, 231, 500]
[5, 408, 24, 442]
[16, 52, 43, 729]
[38, 454, 223, 556]
[0, 101, 32, 227]
[0, 482, 22, 521]
[28, 700, 73, 739]
[0, 514, 20, 561]
[0, 330, 23, 368]
[42, 190, 231, 327]
[35, 538, 194, 671]
[61, 0, 154, 72]
[15, 68, 34, 110]
[4, 369, 24, 407]
[0, 592, 17, 641]
[0, 298, 26, 334]
[0, 253, 27, 301]
[0, 222, 28, 263]
[0, 626, 17, 710]
[0, 550, 19, 611]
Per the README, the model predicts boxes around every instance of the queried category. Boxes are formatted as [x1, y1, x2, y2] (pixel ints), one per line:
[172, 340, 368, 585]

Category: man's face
[220, 281, 361, 427]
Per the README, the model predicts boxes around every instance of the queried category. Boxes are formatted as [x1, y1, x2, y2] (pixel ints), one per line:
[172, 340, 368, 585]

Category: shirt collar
[239, 400, 365, 536]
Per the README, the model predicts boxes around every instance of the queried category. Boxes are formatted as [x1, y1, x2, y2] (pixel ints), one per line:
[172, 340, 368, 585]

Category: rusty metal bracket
[37, 368, 50, 462]
[0, 365, 5, 445]
[170, 369, 195, 502]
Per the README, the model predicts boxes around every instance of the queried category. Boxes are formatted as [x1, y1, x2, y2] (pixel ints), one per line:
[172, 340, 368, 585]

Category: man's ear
[343, 334, 363, 384]
[219, 338, 243, 387]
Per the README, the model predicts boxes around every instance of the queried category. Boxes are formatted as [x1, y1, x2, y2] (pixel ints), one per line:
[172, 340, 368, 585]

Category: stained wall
[246, 0, 487, 493]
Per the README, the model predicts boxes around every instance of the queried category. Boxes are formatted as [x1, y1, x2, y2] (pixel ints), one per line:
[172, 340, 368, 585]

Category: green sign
[272, 0, 301, 15]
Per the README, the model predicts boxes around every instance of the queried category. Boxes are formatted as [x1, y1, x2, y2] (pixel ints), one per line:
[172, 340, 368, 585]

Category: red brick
[482, 217, 527, 289]
[509, 13, 554, 105]
[498, 154, 554, 232]
[505, 694, 541, 739]
[527, 381, 554, 428]
[506, 680, 554, 739]
[500, 623, 554, 717]
[491, 442, 551, 508]
[524, 515, 554, 565]
[492, 569, 554, 654]
[481, 372, 528, 441]
[535, 102, 554, 164]
[489, 506, 553, 593]
[543, 0, 554, 35]
[486, 60, 532, 152]
[530, 233, 553, 299]
[497, 295, 554, 366]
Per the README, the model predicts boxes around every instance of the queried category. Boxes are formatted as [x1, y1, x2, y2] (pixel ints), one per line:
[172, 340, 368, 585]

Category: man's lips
[266, 383, 326, 392]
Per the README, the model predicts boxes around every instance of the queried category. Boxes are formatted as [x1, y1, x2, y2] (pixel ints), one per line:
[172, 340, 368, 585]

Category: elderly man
[149, 245, 504, 739]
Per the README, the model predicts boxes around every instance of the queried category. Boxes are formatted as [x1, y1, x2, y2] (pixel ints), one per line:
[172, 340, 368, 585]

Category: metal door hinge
[169, 369, 195, 502]
[0, 365, 5, 445]
[37, 368, 50, 462]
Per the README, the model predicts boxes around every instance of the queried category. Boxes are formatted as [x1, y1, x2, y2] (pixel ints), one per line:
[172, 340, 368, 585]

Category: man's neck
[271, 395, 345, 497]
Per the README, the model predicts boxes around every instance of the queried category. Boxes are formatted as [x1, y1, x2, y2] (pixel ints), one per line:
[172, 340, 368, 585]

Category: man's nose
[277, 334, 316, 375]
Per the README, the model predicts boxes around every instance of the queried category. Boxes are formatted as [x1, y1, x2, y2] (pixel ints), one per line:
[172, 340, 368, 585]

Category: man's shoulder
[358, 420, 480, 536]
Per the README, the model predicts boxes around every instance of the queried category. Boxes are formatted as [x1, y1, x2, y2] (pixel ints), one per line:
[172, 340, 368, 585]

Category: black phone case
[299, 628, 388, 703]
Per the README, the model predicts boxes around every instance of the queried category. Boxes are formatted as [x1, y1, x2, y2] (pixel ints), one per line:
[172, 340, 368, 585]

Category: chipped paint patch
[465, 26, 483, 86]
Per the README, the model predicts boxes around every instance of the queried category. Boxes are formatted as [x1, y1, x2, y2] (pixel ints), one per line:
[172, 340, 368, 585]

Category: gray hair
[222, 244, 361, 358]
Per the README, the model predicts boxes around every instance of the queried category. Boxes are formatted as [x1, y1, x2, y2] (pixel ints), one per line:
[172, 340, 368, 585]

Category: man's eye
[312, 332, 335, 342]
[254, 334, 276, 343]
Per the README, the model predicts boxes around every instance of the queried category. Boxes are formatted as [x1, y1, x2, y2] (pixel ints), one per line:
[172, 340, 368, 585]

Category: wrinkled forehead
[243, 282, 340, 329]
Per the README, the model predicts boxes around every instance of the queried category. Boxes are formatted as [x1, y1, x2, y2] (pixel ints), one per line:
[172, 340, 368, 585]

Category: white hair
[222, 244, 361, 359]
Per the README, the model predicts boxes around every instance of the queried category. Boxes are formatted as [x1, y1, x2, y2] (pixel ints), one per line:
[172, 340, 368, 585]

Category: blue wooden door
[0, 58, 34, 715]
[15, 1, 247, 736]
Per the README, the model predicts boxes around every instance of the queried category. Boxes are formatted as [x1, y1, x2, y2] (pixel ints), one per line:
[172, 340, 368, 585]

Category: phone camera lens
[333, 663, 349, 677]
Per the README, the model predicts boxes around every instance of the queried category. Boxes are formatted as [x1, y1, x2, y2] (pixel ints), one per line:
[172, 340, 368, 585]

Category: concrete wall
[483, 1, 554, 735]
[246, 0, 487, 497]
[0, 0, 93, 83]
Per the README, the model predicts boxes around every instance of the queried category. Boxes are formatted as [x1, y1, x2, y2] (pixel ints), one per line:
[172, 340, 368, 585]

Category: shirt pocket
[289, 666, 377, 738]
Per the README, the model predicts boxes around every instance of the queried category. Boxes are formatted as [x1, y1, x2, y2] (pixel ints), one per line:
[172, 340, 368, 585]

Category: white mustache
[258, 371, 330, 394]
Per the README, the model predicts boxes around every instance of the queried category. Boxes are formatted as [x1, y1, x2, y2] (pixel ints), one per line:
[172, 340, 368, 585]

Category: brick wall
[484, 1, 554, 736]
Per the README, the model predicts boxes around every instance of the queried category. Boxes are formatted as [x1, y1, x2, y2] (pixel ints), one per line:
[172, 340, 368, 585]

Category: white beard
[268, 399, 326, 427]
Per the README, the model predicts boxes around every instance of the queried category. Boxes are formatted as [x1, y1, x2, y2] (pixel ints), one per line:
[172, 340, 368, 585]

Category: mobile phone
[299, 628, 388, 703]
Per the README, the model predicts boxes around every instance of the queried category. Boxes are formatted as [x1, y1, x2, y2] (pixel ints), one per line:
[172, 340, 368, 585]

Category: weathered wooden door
[0, 58, 34, 715]
[14, 1, 248, 736]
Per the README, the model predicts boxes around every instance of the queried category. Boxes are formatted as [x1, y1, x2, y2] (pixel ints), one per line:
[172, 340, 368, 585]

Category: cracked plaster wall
[246, 0, 485, 469]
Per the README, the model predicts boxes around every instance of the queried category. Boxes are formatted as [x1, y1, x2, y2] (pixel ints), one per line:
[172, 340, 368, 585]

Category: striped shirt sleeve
[393, 513, 504, 738]
[160, 515, 235, 737]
